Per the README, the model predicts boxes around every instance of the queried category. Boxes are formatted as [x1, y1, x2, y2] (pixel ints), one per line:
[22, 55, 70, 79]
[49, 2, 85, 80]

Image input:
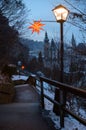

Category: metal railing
[30, 75, 86, 128]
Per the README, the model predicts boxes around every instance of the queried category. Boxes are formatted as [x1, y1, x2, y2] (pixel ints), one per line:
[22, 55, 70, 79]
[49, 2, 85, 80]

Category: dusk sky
[23, 0, 86, 44]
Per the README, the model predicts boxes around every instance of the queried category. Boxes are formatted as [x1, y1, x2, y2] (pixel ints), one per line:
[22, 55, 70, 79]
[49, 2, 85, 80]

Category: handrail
[40, 76, 86, 98]
[33, 75, 86, 128]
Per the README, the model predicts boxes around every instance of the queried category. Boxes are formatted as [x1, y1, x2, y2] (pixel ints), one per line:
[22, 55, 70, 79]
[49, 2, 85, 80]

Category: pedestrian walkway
[0, 84, 54, 130]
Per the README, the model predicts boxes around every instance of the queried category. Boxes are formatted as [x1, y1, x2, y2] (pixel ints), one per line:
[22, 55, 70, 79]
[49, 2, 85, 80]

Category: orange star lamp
[28, 20, 45, 34]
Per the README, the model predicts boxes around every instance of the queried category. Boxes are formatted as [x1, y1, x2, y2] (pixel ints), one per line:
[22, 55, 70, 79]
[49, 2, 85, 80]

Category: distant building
[43, 32, 59, 68]
[44, 32, 50, 61]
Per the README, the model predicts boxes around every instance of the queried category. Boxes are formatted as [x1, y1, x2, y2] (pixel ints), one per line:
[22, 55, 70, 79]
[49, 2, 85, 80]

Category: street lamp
[52, 5, 69, 128]
[52, 4, 69, 83]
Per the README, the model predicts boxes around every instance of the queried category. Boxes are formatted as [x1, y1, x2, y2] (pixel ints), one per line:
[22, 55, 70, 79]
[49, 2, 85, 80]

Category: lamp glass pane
[53, 7, 69, 21]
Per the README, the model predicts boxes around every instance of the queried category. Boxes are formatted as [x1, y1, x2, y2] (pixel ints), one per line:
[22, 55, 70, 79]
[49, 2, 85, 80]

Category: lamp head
[52, 4, 69, 23]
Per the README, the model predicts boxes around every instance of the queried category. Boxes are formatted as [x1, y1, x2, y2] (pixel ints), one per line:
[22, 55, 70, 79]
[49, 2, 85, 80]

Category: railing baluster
[60, 90, 67, 128]
[40, 79, 44, 109]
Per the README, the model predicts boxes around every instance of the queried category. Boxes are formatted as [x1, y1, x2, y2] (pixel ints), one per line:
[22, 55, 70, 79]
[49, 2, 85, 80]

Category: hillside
[20, 38, 44, 53]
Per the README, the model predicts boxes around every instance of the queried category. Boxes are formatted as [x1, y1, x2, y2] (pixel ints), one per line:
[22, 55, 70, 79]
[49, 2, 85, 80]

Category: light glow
[21, 65, 25, 70]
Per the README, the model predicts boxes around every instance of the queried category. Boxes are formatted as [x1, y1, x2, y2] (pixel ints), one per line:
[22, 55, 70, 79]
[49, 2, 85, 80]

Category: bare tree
[63, 0, 86, 34]
[0, 0, 29, 35]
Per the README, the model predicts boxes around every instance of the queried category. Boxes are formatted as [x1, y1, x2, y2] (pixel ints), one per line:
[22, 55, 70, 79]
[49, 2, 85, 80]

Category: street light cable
[63, 0, 86, 15]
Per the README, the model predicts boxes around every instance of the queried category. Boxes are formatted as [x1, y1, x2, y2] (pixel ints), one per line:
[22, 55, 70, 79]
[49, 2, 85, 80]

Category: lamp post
[52, 5, 69, 128]
[52, 4, 69, 83]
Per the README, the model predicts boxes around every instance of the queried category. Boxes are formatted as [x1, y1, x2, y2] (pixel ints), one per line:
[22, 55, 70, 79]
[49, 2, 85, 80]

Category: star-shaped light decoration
[28, 20, 45, 34]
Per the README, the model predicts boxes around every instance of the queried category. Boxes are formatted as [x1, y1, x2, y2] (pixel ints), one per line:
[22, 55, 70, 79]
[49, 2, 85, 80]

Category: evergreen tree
[28, 57, 38, 73]
[0, 13, 29, 67]
[71, 34, 76, 49]
[50, 38, 57, 62]
[38, 51, 44, 71]
[0, 1, 29, 67]
[0, 14, 18, 65]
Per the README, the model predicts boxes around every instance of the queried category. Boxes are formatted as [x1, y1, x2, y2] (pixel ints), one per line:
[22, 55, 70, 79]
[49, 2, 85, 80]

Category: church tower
[44, 32, 50, 60]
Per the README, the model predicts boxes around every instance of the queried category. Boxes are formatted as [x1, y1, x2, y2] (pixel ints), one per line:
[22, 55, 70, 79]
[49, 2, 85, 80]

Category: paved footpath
[0, 84, 54, 130]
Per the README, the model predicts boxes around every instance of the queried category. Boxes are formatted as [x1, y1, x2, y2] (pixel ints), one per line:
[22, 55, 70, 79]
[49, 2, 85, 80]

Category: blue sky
[23, 0, 86, 44]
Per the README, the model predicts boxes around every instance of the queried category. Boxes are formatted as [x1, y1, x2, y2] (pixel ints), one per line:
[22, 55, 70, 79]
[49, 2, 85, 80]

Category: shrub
[1, 64, 17, 78]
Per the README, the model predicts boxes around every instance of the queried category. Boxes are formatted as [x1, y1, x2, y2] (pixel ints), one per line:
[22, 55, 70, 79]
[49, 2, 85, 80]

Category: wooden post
[53, 88, 60, 115]
[40, 80, 44, 109]
[60, 90, 67, 128]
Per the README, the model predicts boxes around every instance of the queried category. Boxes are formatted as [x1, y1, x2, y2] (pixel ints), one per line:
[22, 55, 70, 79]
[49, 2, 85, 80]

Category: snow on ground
[36, 81, 86, 130]
[49, 111, 86, 130]
[11, 75, 86, 130]
[11, 75, 28, 81]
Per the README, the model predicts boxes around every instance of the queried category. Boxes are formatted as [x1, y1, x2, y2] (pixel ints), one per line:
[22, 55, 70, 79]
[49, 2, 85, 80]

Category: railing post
[60, 90, 67, 128]
[35, 76, 86, 126]
[40, 79, 44, 109]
